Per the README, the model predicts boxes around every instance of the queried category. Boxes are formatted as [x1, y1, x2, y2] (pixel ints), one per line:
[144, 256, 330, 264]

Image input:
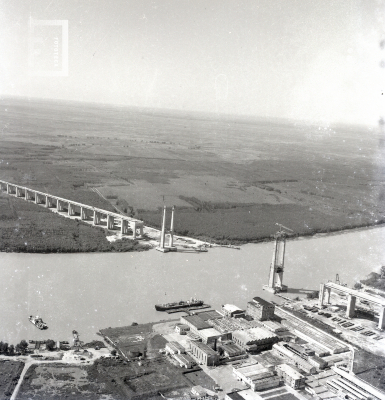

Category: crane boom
[275, 223, 293, 233]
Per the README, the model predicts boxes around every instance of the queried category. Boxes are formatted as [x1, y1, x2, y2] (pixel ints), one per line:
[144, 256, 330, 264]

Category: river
[1, 226, 385, 345]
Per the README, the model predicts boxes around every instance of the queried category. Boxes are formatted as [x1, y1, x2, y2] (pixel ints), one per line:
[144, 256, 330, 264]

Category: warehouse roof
[190, 340, 218, 356]
[277, 363, 305, 379]
[252, 297, 274, 307]
[222, 304, 244, 313]
[195, 310, 223, 321]
[199, 328, 222, 339]
[182, 315, 211, 330]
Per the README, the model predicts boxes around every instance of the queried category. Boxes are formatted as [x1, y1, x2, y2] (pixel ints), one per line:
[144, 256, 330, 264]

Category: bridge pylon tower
[156, 205, 177, 253]
[263, 223, 293, 293]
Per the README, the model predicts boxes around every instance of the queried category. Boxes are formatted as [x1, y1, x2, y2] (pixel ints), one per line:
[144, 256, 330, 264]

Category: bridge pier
[107, 215, 114, 230]
[121, 219, 129, 234]
[35, 193, 41, 204]
[80, 207, 87, 220]
[25, 190, 30, 200]
[93, 211, 101, 225]
[45, 196, 52, 208]
[57, 200, 64, 211]
[6, 184, 10, 194]
[130, 221, 143, 239]
[379, 307, 385, 330]
[16, 187, 22, 197]
[346, 295, 356, 318]
[68, 203, 75, 216]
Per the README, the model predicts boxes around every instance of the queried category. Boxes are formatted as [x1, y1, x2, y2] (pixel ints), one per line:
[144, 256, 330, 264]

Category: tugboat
[28, 315, 48, 330]
[155, 298, 204, 311]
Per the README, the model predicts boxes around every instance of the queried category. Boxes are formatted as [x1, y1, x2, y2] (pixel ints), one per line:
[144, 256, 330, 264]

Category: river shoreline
[2, 220, 384, 254]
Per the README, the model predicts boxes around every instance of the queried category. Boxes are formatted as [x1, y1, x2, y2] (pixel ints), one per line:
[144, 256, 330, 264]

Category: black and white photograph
[0, 0, 385, 399]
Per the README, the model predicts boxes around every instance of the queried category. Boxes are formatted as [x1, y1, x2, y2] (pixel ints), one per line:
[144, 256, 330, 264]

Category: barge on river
[155, 298, 204, 312]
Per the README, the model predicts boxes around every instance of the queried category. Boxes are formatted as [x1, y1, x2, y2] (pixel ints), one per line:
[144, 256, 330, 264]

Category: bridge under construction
[319, 281, 385, 329]
[0, 179, 144, 239]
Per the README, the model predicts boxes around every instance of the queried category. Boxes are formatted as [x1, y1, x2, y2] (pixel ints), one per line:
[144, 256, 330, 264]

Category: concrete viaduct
[319, 282, 385, 329]
[0, 180, 144, 239]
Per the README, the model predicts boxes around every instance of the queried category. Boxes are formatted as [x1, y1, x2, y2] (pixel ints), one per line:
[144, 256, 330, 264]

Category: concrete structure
[0, 179, 144, 239]
[225, 392, 244, 400]
[175, 324, 190, 335]
[190, 341, 219, 366]
[308, 355, 328, 370]
[320, 281, 385, 329]
[263, 224, 292, 293]
[261, 320, 287, 333]
[275, 307, 349, 354]
[156, 205, 177, 252]
[273, 343, 317, 374]
[165, 341, 185, 355]
[219, 343, 245, 358]
[173, 353, 193, 368]
[232, 327, 278, 353]
[198, 327, 223, 346]
[222, 304, 245, 318]
[233, 362, 280, 391]
[276, 364, 305, 389]
[331, 366, 385, 400]
[246, 297, 275, 321]
[181, 315, 212, 332]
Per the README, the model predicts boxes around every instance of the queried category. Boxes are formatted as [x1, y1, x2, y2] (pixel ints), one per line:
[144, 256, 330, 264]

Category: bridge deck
[325, 282, 385, 307]
[0, 180, 142, 224]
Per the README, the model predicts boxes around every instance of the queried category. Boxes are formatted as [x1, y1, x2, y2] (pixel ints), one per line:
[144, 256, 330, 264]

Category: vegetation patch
[0, 194, 148, 253]
[138, 203, 378, 244]
[0, 360, 24, 400]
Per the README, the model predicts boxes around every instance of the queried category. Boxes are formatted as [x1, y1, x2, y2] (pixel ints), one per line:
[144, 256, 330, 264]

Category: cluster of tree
[306, 290, 319, 299]
[360, 271, 385, 291]
[0, 340, 28, 355]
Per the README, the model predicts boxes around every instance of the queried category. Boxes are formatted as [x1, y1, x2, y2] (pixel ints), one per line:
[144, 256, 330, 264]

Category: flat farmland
[0, 97, 383, 244]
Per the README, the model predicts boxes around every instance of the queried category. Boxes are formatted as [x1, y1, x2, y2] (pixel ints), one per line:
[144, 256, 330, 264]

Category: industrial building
[308, 355, 328, 370]
[276, 308, 349, 354]
[165, 341, 185, 355]
[261, 320, 288, 333]
[219, 342, 245, 358]
[195, 310, 223, 321]
[225, 392, 244, 400]
[222, 304, 245, 318]
[180, 315, 212, 332]
[273, 343, 316, 374]
[175, 324, 190, 335]
[246, 297, 275, 321]
[276, 364, 305, 389]
[198, 327, 223, 346]
[232, 327, 278, 353]
[190, 340, 220, 366]
[173, 353, 194, 369]
[232, 362, 280, 391]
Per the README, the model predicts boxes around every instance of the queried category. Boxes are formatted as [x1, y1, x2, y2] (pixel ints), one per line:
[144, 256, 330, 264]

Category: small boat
[155, 298, 204, 311]
[29, 315, 48, 330]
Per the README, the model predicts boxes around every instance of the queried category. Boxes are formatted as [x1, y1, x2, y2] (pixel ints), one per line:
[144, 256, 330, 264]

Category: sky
[0, 0, 384, 125]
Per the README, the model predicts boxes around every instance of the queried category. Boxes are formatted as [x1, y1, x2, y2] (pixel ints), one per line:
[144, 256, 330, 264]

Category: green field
[0, 97, 383, 246]
[0, 192, 147, 253]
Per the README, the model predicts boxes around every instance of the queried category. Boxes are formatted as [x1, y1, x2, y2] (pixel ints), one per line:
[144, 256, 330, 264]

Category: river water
[1, 226, 385, 344]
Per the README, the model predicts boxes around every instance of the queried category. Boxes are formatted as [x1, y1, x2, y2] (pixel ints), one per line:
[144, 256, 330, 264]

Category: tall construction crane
[265, 223, 293, 293]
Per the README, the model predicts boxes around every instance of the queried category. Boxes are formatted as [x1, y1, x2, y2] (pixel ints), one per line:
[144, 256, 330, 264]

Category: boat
[155, 298, 204, 311]
[28, 315, 48, 330]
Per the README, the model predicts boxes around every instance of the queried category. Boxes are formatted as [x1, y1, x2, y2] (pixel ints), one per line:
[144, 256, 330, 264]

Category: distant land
[0, 96, 384, 251]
